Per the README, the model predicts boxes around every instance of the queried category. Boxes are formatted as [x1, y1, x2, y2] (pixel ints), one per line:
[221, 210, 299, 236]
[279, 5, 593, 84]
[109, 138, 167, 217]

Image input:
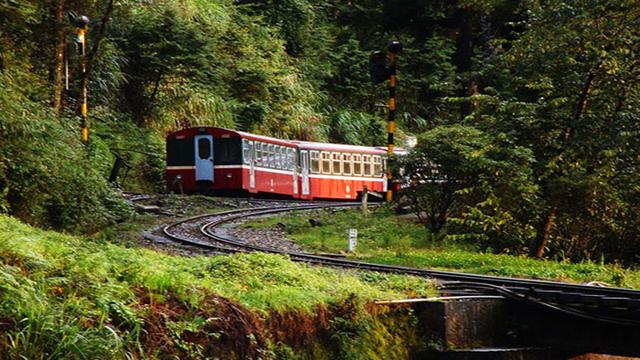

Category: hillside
[0, 214, 434, 358]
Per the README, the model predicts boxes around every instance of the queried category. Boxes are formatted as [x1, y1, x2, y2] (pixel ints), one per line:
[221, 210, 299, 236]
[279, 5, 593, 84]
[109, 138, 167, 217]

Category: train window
[282, 147, 288, 169]
[268, 144, 275, 168]
[287, 148, 295, 170]
[273, 145, 279, 168]
[198, 138, 211, 159]
[310, 151, 320, 173]
[255, 142, 262, 166]
[214, 138, 242, 165]
[363, 155, 372, 176]
[262, 143, 268, 167]
[242, 140, 251, 165]
[274, 145, 279, 168]
[342, 153, 352, 175]
[167, 138, 195, 166]
[260, 142, 266, 166]
[332, 153, 341, 174]
[373, 156, 383, 176]
[292, 149, 297, 170]
[352, 154, 362, 176]
[321, 152, 331, 174]
[277, 146, 284, 169]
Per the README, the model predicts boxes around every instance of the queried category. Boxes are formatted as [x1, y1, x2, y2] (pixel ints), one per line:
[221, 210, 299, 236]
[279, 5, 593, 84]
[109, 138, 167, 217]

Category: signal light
[387, 41, 403, 54]
[369, 50, 389, 84]
[74, 15, 90, 28]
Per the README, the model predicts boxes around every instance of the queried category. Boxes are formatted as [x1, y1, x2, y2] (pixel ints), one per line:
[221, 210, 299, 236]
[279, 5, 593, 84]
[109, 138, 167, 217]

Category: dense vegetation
[1, 0, 639, 260]
[0, 215, 434, 358]
[1, 1, 640, 356]
[244, 207, 640, 288]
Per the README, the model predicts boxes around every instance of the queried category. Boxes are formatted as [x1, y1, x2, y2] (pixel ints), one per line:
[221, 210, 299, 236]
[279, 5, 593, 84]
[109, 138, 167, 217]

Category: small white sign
[348, 229, 358, 252]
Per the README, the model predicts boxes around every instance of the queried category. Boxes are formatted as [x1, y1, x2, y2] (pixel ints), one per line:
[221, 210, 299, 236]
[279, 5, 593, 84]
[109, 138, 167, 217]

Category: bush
[399, 125, 537, 252]
[0, 70, 130, 232]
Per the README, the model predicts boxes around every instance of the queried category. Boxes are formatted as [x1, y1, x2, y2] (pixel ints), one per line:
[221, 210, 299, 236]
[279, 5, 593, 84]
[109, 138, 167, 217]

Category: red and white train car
[166, 127, 398, 200]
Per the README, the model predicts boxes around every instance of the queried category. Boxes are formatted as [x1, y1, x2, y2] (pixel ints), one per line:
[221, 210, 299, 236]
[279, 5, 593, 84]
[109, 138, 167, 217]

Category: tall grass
[0, 215, 433, 358]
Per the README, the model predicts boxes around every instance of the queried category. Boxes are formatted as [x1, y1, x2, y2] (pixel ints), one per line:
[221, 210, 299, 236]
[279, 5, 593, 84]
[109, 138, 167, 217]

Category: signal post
[386, 41, 402, 202]
[75, 16, 90, 144]
[370, 41, 402, 202]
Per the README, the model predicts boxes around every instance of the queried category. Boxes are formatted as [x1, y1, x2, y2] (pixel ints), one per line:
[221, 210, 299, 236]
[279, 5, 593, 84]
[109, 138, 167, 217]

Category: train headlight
[226, 173, 233, 179]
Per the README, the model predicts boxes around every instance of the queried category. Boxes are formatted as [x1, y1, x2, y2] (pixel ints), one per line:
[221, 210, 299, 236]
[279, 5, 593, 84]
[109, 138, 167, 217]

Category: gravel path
[222, 216, 304, 253]
[133, 195, 321, 256]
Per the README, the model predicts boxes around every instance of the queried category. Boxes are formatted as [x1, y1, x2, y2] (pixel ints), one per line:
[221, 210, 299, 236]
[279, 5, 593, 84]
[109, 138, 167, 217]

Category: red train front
[166, 127, 393, 200]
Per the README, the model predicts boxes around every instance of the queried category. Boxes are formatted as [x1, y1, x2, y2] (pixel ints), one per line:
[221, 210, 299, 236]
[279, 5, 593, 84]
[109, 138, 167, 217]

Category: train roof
[168, 127, 405, 154]
[291, 140, 385, 154]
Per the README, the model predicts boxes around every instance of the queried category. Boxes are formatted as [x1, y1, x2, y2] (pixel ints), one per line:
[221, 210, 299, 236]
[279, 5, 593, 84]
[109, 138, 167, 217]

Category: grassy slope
[0, 215, 434, 359]
[242, 207, 640, 288]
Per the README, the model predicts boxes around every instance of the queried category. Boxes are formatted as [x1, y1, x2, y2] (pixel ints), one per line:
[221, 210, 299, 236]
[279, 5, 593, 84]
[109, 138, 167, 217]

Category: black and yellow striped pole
[369, 41, 402, 202]
[386, 41, 402, 203]
[75, 16, 90, 144]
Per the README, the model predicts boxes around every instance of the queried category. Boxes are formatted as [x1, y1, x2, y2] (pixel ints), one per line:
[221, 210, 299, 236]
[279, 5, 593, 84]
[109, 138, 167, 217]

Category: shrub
[0, 70, 130, 232]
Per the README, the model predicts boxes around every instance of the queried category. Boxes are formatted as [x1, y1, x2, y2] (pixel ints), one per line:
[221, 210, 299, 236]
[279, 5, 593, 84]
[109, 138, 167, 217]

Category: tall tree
[481, 0, 640, 259]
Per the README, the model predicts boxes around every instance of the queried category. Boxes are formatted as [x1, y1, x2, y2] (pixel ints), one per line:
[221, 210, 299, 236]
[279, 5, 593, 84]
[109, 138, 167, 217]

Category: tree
[400, 125, 536, 248]
[477, 0, 640, 259]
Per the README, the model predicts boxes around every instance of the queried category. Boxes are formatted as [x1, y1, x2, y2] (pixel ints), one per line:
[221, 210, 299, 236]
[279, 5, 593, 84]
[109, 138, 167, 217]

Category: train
[166, 127, 404, 200]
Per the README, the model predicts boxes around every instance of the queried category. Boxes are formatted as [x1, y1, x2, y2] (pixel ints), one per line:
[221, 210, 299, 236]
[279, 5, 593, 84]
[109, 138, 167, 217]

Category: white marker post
[348, 229, 358, 252]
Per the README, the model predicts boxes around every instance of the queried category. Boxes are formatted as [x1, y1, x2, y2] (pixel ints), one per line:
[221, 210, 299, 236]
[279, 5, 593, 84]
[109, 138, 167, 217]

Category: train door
[300, 150, 310, 196]
[194, 135, 214, 182]
[249, 141, 256, 189]
[291, 148, 298, 196]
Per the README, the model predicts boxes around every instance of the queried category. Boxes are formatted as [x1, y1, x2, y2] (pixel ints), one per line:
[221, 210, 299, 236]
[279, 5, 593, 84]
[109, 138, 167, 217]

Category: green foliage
[326, 109, 385, 146]
[399, 125, 537, 251]
[328, 297, 422, 360]
[241, 207, 431, 254]
[0, 68, 130, 232]
[239, 0, 317, 56]
[473, 0, 640, 260]
[0, 215, 434, 359]
[2, 0, 640, 263]
[111, 6, 218, 125]
[247, 208, 640, 288]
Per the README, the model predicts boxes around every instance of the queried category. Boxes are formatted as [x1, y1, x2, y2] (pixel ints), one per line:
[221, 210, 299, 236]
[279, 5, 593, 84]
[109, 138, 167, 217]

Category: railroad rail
[154, 201, 640, 328]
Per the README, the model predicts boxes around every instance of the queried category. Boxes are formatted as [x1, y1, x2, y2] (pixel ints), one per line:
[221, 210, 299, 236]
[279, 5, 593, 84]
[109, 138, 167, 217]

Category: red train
[166, 127, 403, 200]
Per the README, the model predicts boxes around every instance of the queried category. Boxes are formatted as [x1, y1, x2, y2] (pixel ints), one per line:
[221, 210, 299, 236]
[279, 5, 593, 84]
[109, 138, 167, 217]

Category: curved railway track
[153, 201, 640, 327]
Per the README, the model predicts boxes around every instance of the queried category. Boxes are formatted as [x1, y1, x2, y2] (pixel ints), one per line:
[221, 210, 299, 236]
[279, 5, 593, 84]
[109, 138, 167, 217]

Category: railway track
[152, 200, 640, 327]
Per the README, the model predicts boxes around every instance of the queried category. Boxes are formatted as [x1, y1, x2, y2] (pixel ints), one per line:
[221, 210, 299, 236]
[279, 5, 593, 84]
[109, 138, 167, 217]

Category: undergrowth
[244, 207, 640, 289]
[0, 215, 434, 359]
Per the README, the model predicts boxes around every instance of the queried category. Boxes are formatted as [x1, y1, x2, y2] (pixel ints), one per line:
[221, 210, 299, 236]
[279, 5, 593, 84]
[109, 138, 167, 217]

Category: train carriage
[166, 127, 395, 200]
[292, 140, 387, 200]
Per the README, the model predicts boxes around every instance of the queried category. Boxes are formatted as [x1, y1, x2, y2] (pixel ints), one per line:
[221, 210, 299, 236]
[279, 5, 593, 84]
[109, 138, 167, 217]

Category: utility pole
[369, 41, 402, 203]
[75, 15, 90, 144]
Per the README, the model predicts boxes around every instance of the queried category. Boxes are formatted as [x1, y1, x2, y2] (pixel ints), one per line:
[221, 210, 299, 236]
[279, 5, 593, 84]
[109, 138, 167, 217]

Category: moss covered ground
[242, 207, 640, 289]
[0, 213, 435, 359]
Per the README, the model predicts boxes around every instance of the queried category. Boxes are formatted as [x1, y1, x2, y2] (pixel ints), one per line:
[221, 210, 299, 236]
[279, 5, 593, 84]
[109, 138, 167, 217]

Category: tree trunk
[565, 66, 598, 144]
[529, 206, 558, 258]
[108, 156, 125, 184]
[53, 0, 66, 114]
[453, 8, 474, 118]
